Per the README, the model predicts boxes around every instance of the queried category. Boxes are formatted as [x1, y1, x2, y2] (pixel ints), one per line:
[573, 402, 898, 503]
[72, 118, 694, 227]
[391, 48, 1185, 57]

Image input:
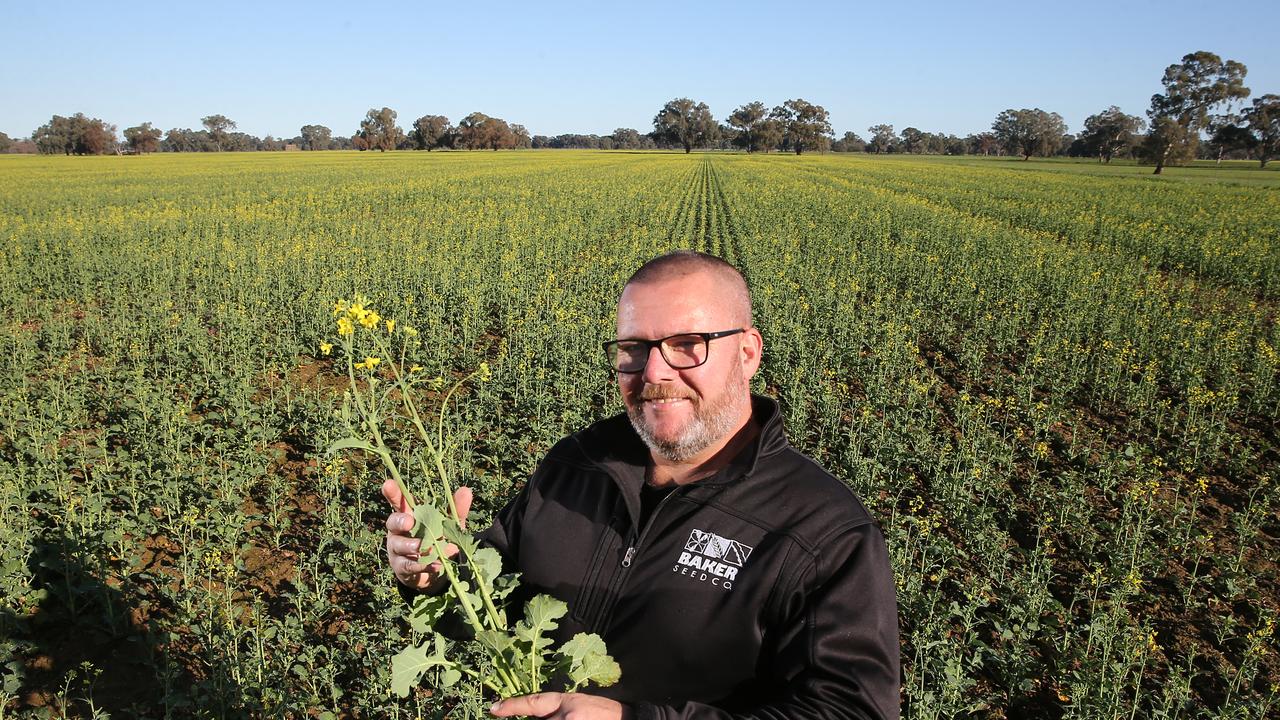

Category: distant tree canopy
[992, 108, 1067, 159]
[1079, 106, 1145, 162]
[831, 132, 865, 153]
[610, 128, 650, 150]
[0, 132, 11, 153]
[866, 124, 895, 154]
[201, 114, 236, 151]
[1243, 94, 1280, 168]
[1143, 51, 1250, 173]
[15, 56, 1275, 164]
[773, 99, 832, 155]
[33, 113, 117, 155]
[457, 112, 521, 151]
[411, 115, 454, 151]
[357, 107, 403, 152]
[299, 124, 333, 151]
[653, 98, 718, 153]
[728, 102, 769, 153]
[124, 122, 163, 154]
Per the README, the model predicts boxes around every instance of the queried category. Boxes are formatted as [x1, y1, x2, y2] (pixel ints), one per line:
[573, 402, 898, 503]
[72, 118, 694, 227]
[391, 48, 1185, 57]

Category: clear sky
[2, 0, 1276, 141]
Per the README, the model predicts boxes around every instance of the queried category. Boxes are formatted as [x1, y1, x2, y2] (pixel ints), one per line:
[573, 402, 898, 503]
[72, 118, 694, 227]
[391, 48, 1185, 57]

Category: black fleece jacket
[477, 395, 901, 719]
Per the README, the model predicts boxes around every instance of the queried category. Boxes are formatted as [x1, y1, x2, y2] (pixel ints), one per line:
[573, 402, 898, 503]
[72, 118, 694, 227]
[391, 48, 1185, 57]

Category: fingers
[455, 486, 472, 529]
[382, 477, 406, 511]
[490, 692, 563, 718]
[385, 511, 415, 535]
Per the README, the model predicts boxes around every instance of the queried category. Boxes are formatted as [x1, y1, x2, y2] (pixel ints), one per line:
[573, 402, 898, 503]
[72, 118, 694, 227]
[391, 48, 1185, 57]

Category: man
[384, 251, 900, 719]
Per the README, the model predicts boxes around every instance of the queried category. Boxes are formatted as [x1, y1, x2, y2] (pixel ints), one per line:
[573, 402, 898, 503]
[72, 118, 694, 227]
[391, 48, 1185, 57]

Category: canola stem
[428, 535, 522, 695]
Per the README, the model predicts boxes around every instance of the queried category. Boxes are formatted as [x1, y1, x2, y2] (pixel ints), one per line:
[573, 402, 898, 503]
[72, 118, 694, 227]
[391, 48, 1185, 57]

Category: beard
[626, 361, 748, 462]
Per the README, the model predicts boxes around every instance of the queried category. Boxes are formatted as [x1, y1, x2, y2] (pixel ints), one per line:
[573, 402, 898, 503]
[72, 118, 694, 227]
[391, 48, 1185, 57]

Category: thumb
[490, 692, 562, 717]
[455, 486, 473, 530]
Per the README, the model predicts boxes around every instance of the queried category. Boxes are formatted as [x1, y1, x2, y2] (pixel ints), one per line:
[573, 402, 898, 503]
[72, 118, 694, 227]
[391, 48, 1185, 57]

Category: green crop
[324, 296, 620, 703]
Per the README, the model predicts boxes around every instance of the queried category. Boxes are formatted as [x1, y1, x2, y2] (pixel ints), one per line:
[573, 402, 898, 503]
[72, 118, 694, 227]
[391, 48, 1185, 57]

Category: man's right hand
[383, 478, 473, 593]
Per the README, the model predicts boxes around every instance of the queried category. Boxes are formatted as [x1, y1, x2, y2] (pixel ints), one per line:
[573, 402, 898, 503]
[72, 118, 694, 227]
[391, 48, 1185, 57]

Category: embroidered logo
[673, 529, 754, 590]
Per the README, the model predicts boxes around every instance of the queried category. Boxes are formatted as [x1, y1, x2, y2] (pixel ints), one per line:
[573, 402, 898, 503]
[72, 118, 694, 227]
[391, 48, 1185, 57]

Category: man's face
[615, 272, 759, 462]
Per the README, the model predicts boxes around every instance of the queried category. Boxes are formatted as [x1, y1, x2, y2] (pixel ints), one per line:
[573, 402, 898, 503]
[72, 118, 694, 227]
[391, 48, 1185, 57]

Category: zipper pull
[622, 546, 635, 568]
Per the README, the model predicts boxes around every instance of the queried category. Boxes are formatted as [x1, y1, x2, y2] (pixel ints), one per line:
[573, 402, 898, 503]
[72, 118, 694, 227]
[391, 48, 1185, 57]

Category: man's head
[613, 251, 763, 463]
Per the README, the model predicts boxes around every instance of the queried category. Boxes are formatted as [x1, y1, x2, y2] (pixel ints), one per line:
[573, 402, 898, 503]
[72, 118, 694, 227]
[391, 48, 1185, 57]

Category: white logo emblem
[673, 529, 754, 590]
[684, 529, 753, 566]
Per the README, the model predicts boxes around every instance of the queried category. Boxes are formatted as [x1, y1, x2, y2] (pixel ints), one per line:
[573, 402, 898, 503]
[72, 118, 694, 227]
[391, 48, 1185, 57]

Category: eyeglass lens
[613, 335, 706, 371]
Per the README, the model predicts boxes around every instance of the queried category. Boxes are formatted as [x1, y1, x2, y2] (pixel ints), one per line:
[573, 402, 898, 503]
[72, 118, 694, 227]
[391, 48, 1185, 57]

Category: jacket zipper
[621, 485, 683, 568]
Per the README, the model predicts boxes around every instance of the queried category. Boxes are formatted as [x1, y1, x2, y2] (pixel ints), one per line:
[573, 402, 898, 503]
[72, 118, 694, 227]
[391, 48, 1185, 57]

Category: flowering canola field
[0, 151, 1277, 718]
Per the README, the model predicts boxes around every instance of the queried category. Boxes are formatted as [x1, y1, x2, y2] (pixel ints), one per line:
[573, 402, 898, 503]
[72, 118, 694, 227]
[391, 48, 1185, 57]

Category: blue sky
[2, 0, 1276, 141]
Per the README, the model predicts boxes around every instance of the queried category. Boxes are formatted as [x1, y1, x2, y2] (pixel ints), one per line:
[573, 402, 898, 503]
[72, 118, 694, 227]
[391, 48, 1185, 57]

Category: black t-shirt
[638, 480, 675, 531]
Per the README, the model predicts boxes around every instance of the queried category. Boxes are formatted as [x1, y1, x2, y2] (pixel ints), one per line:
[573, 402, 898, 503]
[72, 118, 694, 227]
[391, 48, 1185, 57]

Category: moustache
[638, 386, 696, 402]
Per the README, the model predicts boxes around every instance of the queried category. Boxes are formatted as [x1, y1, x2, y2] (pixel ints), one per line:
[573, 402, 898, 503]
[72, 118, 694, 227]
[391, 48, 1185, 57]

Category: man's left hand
[489, 692, 632, 719]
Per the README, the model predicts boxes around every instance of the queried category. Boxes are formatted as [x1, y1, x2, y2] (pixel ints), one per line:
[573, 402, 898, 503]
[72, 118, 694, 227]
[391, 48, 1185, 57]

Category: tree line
[7, 51, 1276, 169]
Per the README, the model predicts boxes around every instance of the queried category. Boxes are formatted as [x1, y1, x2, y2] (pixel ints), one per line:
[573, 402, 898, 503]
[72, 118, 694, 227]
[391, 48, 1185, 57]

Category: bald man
[384, 251, 901, 720]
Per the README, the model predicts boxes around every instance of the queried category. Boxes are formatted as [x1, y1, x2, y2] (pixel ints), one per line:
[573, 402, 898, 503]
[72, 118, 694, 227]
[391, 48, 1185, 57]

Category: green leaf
[440, 667, 462, 688]
[412, 503, 445, 541]
[492, 572, 521, 601]
[326, 437, 377, 456]
[391, 643, 449, 698]
[407, 593, 450, 633]
[515, 594, 568, 646]
[471, 547, 503, 586]
[560, 633, 621, 690]
[443, 521, 478, 555]
[475, 629, 515, 655]
[525, 594, 568, 629]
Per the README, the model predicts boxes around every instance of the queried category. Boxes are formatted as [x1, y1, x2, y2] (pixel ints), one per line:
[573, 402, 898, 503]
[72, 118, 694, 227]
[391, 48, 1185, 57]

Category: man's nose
[641, 344, 676, 384]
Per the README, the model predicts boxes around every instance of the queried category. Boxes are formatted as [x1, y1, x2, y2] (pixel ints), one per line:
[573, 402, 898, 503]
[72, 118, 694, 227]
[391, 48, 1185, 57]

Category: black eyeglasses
[602, 329, 746, 373]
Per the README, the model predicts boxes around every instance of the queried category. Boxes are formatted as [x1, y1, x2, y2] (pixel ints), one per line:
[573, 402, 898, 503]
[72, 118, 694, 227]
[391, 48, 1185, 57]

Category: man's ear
[741, 327, 763, 379]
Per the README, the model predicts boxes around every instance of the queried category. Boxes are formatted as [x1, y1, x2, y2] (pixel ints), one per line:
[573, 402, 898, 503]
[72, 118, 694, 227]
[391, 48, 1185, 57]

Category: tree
[162, 127, 212, 152]
[899, 127, 925, 154]
[1144, 51, 1249, 174]
[755, 118, 784, 153]
[1078, 106, 1145, 162]
[1205, 122, 1255, 163]
[510, 124, 531, 149]
[358, 107, 403, 152]
[410, 115, 452, 151]
[1243, 94, 1280, 168]
[832, 132, 865, 153]
[652, 98, 717, 153]
[867, 124, 896, 154]
[0, 132, 10, 153]
[611, 128, 644, 150]
[991, 108, 1067, 160]
[123, 122, 162, 154]
[727, 101, 769, 153]
[458, 113, 519, 150]
[32, 113, 116, 155]
[299, 124, 332, 151]
[770, 99, 832, 155]
[201, 114, 236, 151]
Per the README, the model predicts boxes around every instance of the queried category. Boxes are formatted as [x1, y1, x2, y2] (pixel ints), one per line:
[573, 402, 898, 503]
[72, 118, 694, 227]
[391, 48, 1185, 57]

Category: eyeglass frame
[602, 328, 747, 373]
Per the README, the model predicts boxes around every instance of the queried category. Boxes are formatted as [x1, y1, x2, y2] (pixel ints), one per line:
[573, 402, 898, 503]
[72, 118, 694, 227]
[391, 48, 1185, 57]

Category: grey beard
[627, 367, 747, 462]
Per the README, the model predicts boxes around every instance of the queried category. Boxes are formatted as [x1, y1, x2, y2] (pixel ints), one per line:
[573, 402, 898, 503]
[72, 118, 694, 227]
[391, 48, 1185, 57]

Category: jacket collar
[569, 394, 789, 525]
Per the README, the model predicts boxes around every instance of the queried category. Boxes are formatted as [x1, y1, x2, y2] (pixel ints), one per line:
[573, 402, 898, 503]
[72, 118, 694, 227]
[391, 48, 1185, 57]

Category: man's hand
[382, 478, 472, 592]
[489, 693, 632, 719]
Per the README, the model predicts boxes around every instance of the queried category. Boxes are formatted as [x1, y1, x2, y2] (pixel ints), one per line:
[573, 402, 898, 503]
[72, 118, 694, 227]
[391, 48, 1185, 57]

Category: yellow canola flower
[319, 341, 333, 356]
[333, 300, 349, 316]
[359, 310, 381, 329]
[337, 317, 354, 336]
[386, 319, 396, 334]
[410, 364, 423, 373]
